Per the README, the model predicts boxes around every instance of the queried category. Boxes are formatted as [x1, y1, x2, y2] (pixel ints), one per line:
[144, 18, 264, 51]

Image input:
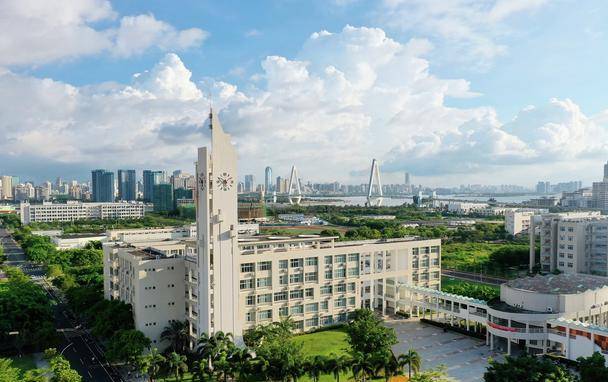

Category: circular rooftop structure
[506, 273, 608, 294]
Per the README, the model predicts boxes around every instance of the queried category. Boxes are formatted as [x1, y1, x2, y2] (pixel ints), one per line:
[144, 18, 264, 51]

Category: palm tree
[398, 349, 422, 380]
[160, 320, 189, 354]
[232, 347, 253, 382]
[351, 351, 376, 382]
[167, 352, 188, 381]
[196, 331, 236, 379]
[377, 351, 399, 382]
[325, 354, 351, 382]
[304, 355, 328, 382]
[137, 348, 165, 382]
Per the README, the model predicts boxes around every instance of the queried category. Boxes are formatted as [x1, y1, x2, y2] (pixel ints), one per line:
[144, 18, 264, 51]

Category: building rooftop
[506, 273, 608, 294]
[130, 247, 175, 261]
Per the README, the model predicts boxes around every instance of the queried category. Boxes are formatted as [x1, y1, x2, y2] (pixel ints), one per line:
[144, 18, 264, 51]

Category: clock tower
[195, 109, 241, 339]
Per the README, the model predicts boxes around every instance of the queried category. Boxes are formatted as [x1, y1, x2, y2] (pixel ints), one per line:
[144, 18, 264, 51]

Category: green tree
[346, 309, 397, 357]
[577, 352, 608, 382]
[484, 355, 576, 382]
[304, 355, 328, 382]
[45, 348, 82, 382]
[166, 352, 188, 382]
[324, 354, 351, 382]
[0, 358, 21, 382]
[106, 330, 151, 366]
[350, 351, 377, 382]
[160, 320, 189, 354]
[398, 349, 422, 379]
[137, 347, 165, 382]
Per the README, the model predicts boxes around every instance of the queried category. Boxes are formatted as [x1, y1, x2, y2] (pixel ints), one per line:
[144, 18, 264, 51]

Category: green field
[442, 242, 528, 278]
[292, 327, 350, 357]
[441, 276, 500, 301]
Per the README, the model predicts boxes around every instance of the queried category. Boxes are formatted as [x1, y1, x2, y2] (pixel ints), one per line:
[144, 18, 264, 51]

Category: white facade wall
[20, 201, 146, 224]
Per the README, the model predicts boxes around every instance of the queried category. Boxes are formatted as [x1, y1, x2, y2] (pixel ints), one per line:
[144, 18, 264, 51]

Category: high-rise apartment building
[91, 169, 115, 202]
[264, 167, 273, 193]
[244, 174, 255, 193]
[117, 169, 137, 201]
[143, 170, 165, 202]
[1, 176, 13, 200]
[20, 201, 146, 224]
[153, 183, 174, 212]
[404, 172, 411, 186]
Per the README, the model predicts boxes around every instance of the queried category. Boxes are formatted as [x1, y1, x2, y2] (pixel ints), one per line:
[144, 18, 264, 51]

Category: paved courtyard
[386, 320, 505, 382]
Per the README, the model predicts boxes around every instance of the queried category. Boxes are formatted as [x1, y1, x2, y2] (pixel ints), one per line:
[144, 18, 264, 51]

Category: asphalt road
[442, 268, 507, 286]
[0, 227, 123, 382]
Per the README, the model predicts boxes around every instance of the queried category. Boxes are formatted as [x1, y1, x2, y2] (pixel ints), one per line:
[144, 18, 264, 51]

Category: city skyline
[2, 1, 608, 186]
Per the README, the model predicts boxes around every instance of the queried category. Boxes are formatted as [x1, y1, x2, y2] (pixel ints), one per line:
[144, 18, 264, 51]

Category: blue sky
[2, 0, 608, 186]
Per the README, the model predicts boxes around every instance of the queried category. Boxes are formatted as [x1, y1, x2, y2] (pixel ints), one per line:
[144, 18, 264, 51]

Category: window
[334, 298, 346, 308]
[568, 227, 574, 232]
[290, 258, 303, 268]
[290, 289, 304, 299]
[320, 285, 333, 295]
[334, 268, 346, 278]
[559, 261, 565, 266]
[258, 261, 272, 271]
[322, 316, 333, 325]
[246, 312, 254, 322]
[321, 300, 329, 310]
[241, 263, 254, 273]
[335, 283, 346, 293]
[348, 267, 359, 277]
[325, 256, 333, 265]
[335, 255, 346, 263]
[348, 253, 359, 262]
[279, 307, 289, 317]
[567, 254, 573, 259]
[412, 260, 419, 269]
[567, 263, 574, 268]
[305, 317, 319, 327]
[258, 310, 272, 320]
[431, 246, 440, 253]
[432, 271, 440, 279]
[305, 257, 318, 266]
[279, 275, 288, 285]
[257, 293, 272, 304]
[274, 291, 288, 302]
[240, 279, 254, 290]
[305, 288, 314, 298]
[348, 297, 356, 306]
[305, 272, 318, 282]
[324, 270, 333, 279]
[567, 245, 574, 250]
[290, 273, 303, 283]
[256, 277, 272, 288]
[347, 282, 356, 292]
[279, 260, 288, 269]
[246, 295, 255, 306]
[431, 258, 439, 266]
[290, 304, 304, 315]
[305, 303, 319, 313]
[294, 321, 304, 330]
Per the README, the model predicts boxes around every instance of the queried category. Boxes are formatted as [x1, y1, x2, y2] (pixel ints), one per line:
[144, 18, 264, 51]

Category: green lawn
[292, 328, 350, 357]
[441, 276, 499, 291]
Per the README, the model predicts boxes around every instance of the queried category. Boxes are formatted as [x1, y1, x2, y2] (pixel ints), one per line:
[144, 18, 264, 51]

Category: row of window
[245, 299, 357, 322]
[245, 283, 356, 305]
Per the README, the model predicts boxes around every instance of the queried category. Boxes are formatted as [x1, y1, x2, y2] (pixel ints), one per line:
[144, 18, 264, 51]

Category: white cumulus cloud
[0, 0, 207, 67]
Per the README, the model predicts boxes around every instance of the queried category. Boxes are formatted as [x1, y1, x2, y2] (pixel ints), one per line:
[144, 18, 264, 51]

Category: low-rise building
[20, 201, 147, 224]
[399, 273, 608, 361]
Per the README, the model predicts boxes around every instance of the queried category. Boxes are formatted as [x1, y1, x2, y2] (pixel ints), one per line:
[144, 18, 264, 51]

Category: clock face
[199, 172, 207, 191]
[216, 172, 234, 191]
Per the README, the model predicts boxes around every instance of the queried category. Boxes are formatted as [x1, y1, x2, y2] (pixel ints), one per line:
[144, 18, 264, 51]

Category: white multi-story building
[103, 111, 442, 349]
[504, 209, 548, 236]
[528, 211, 605, 274]
[104, 243, 187, 348]
[20, 200, 147, 224]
